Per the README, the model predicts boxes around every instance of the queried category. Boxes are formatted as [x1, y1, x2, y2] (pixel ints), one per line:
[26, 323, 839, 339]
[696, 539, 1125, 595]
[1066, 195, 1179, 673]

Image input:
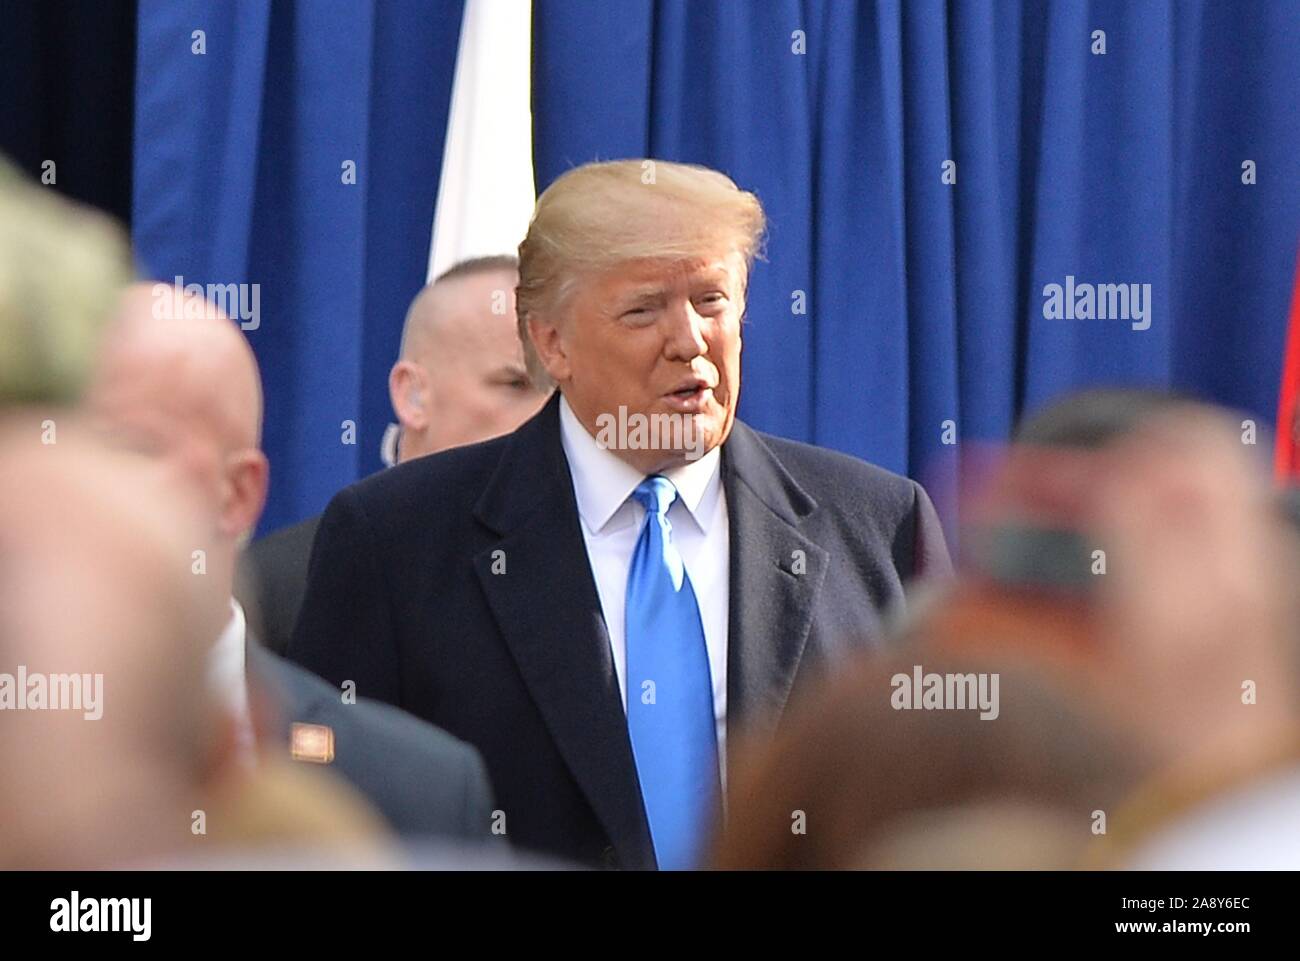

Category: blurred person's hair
[515, 159, 766, 389]
[1014, 386, 1200, 449]
[712, 651, 1142, 870]
[0, 155, 133, 405]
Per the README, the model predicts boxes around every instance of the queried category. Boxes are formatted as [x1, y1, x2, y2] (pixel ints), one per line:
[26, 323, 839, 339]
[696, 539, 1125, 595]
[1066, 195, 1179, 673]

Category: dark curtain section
[0, 0, 137, 223]
[132, 0, 465, 536]
[533, 0, 1300, 541]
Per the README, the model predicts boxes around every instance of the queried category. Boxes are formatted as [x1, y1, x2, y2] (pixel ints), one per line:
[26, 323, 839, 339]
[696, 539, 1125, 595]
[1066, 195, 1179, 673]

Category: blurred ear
[389, 360, 430, 431]
[528, 315, 571, 385]
[219, 448, 268, 541]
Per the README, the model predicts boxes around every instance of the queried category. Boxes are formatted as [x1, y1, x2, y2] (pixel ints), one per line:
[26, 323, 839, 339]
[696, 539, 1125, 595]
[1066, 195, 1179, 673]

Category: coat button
[600, 845, 620, 869]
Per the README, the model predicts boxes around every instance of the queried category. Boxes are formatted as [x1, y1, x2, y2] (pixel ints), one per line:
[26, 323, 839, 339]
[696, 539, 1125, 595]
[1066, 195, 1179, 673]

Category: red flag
[1275, 250, 1300, 479]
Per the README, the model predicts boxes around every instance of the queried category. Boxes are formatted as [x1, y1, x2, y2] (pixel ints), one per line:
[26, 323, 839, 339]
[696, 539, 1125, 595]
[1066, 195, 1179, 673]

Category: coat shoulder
[329, 433, 512, 534]
[750, 429, 921, 518]
[740, 427, 952, 584]
[359, 433, 510, 499]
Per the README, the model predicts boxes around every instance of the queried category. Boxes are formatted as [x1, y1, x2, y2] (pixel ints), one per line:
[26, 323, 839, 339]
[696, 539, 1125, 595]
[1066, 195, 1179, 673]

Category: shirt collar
[557, 393, 723, 535]
[380, 422, 401, 467]
[208, 598, 248, 690]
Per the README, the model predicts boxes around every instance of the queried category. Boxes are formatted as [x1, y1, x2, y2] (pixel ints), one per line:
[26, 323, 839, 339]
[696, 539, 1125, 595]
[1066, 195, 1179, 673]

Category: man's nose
[662, 300, 709, 361]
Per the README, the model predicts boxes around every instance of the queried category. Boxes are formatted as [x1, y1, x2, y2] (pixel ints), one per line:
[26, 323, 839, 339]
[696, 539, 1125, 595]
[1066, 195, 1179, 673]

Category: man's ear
[527, 315, 571, 385]
[389, 360, 430, 431]
[220, 449, 269, 541]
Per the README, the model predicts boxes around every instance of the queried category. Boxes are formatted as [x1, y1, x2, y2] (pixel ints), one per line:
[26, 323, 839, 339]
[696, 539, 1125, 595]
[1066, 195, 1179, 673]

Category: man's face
[84, 350, 224, 527]
[408, 269, 547, 458]
[545, 250, 746, 472]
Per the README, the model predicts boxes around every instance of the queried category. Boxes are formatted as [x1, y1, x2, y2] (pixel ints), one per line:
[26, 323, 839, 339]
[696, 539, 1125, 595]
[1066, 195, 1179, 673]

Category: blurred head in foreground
[713, 651, 1139, 869]
[389, 256, 549, 463]
[717, 389, 1300, 869]
[945, 391, 1300, 771]
[0, 426, 217, 868]
[0, 159, 213, 868]
[908, 390, 1300, 866]
[517, 159, 765, 471]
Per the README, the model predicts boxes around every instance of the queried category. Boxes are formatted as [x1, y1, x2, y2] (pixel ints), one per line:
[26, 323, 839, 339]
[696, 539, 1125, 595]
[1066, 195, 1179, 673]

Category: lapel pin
[290, 722, 335, 764]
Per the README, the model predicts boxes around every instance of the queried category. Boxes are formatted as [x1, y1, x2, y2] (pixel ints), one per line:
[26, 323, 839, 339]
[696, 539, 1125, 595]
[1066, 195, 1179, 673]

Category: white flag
[427, 0, 536, 282]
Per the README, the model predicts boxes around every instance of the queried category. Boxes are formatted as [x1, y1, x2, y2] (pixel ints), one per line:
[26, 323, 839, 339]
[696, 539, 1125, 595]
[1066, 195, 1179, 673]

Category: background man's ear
[388, 361, 430, 431]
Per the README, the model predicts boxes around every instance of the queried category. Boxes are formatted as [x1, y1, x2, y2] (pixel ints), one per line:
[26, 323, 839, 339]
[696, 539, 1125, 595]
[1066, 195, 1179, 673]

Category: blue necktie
[624, 475, 720, 870]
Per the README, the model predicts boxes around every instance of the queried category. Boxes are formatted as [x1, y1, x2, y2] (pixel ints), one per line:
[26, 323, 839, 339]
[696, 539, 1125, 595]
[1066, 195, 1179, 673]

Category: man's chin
[590, 400, 733, 470]
[654, 413, 727, 467]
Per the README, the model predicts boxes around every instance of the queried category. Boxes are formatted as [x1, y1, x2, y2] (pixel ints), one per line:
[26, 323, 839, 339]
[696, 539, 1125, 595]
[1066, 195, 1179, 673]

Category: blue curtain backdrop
[534, 0, 1300, 540]
[134, 1, 1300, 539]
[133, 0, 465, 535]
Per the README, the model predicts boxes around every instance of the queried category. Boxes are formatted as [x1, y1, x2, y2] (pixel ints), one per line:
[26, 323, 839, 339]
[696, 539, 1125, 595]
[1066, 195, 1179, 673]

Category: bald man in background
[87, 284, 496, 843]
[239, 256, 550, 654]
[390, 256, 548, 462]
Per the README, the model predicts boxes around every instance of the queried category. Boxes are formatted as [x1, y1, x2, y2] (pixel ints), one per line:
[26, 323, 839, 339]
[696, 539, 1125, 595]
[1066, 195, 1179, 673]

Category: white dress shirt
[558, 395, 730, 784]
[208, 598, 257, 767]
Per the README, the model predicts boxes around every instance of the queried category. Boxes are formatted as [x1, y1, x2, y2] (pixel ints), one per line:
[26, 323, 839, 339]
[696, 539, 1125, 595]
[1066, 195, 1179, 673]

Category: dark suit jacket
[236, 515, 321, 655]
[288, 393, 950, 868]
[248, 643, 496, 843]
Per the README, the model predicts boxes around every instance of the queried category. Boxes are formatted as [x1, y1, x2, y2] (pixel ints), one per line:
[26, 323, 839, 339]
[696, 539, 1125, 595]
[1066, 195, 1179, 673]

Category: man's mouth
[664, 379, 715, 412]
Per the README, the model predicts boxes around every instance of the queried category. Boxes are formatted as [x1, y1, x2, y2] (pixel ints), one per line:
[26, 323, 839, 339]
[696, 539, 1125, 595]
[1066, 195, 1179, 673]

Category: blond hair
[0, 157, 133, 405]
[516, 159, 765, 389]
